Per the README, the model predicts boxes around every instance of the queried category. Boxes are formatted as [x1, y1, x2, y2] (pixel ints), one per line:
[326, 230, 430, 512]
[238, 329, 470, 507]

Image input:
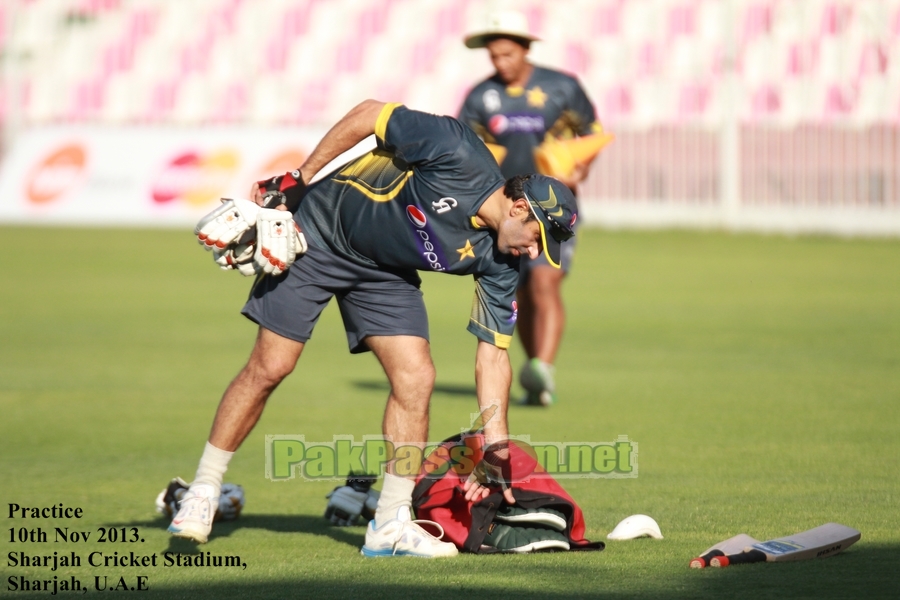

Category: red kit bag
[412, 433, 605, 554]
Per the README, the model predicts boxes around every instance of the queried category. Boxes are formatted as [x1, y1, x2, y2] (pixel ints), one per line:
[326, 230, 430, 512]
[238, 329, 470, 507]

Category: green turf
[1, 226, 897, 599]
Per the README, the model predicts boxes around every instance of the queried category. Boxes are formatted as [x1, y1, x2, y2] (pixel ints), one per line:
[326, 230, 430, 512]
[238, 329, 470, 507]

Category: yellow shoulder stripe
[375, 103, 403, 142]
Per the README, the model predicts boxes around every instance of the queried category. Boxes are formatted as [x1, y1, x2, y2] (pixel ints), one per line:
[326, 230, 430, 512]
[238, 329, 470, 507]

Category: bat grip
[726, 549, 768, 565]
[700, 549, 724, 562]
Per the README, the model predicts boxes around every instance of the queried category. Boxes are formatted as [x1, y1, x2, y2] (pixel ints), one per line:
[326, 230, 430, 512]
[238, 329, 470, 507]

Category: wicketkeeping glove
[324, 473, 380, 526]
[195, 198, 260, 250]
[254, 208, 307, 276]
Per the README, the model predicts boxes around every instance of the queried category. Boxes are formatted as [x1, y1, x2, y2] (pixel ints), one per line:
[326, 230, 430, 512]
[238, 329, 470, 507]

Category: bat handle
[689, 549, 723, 569]
[710, 549, 767, 567]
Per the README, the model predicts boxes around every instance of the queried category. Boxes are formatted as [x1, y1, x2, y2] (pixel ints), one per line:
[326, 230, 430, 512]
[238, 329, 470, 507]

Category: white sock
[374, 472, 415, 525]
[192, 442, 234, 495]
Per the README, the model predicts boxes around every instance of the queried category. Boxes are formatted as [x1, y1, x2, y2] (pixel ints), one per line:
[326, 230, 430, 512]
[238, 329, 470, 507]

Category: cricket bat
[689, 533, 761, 569]
[690, 523, 860, 569]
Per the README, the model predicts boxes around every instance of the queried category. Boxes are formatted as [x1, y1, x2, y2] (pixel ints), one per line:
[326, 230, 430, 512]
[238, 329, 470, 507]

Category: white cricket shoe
[518, 359, 557, 406]
[360, 506, 458, 558]
[168, 483, 218, 543]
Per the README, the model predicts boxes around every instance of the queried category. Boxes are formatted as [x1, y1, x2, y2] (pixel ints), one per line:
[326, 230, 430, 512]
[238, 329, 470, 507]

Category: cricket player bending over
[169, 100, 578, 557]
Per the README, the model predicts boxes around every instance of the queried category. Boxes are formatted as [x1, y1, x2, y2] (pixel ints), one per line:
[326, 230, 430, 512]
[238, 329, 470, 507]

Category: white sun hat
[607, 514, 664, 540]
[464, 10, 541, 49]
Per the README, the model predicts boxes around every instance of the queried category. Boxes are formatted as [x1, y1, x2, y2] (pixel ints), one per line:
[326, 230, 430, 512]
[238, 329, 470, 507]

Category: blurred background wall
[1, 0, 898, 233]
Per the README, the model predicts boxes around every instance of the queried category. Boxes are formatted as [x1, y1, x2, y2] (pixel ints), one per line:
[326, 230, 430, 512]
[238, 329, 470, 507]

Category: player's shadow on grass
[119, 516, 365, 555]
[353, 379, 476, 398]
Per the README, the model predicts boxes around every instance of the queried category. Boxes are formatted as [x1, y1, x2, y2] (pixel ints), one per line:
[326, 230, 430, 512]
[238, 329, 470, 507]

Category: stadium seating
[0, 0, 898, 128]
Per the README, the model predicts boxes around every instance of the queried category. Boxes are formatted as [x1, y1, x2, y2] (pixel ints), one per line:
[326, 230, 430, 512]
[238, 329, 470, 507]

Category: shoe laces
[178, 493, 212, 524]
[391, 519, 447, 556]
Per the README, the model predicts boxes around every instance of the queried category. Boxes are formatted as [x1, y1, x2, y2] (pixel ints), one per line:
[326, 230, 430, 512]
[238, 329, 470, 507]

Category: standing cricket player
[169, 99, 579, 557]
[459, 10, 603, 407]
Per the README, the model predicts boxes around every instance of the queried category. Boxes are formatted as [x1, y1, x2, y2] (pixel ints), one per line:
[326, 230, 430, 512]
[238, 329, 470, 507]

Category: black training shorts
[242, 242, 428, 354]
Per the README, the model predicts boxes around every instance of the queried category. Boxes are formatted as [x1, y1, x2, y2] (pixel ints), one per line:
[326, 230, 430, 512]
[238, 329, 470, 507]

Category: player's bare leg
[169, 327, 304, 543]
[517, 266, 565, 406]
[527, 266, 566, 364]
[361, 335, 457, 557]
[208, 327, 305, 451]
[367, 335, 434, 450]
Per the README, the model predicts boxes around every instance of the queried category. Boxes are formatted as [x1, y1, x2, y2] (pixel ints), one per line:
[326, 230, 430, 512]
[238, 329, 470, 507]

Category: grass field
[1, 226, 898, 599]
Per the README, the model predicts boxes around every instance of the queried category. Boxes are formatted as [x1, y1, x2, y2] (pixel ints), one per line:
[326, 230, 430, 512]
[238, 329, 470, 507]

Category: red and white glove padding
[212, 231, 259, 277]
[195, 198, 260, 251]
[254, 208, 308, 276]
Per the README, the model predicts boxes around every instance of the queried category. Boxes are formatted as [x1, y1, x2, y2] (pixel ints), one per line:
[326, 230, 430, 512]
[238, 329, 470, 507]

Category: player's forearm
[474, 340, 512, 444]
[298, 99, 386, 183]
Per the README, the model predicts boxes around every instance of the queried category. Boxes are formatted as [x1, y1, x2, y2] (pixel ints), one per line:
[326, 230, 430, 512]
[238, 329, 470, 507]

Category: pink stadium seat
[296, 78, 332, 125]
[667, 3, 696, 39]
[263, 39, 289, 72]
[212, 82, 248, 123]
[749, 84, 781, 120]
[334, 39, 364, 74]
[822, 83, 857, 121]
[785, 41, 817, 78]
[375, 80, 409, 106]
[819, 2, 852, 37]
[602, 84, 634, 122]
[523, 5, 545, 38]
[635, 41, 660, 78]
[357, 4, 389, 38]
[147, 80, 177, 122]
[434, 1, 467, 37]
[409, 39, 440, 75]
[565, 42, 590, 77]
[102, 39, 136, 76]
[857, 42, 888, 79]
[75, 0, 120, 16]
[282, 3, 313, 37]
[69, 77, 104, 122]
[128, 7, 158, 40]
[741, 1, 773, 43]
[676, 81, 711, 121]
[892, 2, 900, 36]
[592, 2, 622, 36]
